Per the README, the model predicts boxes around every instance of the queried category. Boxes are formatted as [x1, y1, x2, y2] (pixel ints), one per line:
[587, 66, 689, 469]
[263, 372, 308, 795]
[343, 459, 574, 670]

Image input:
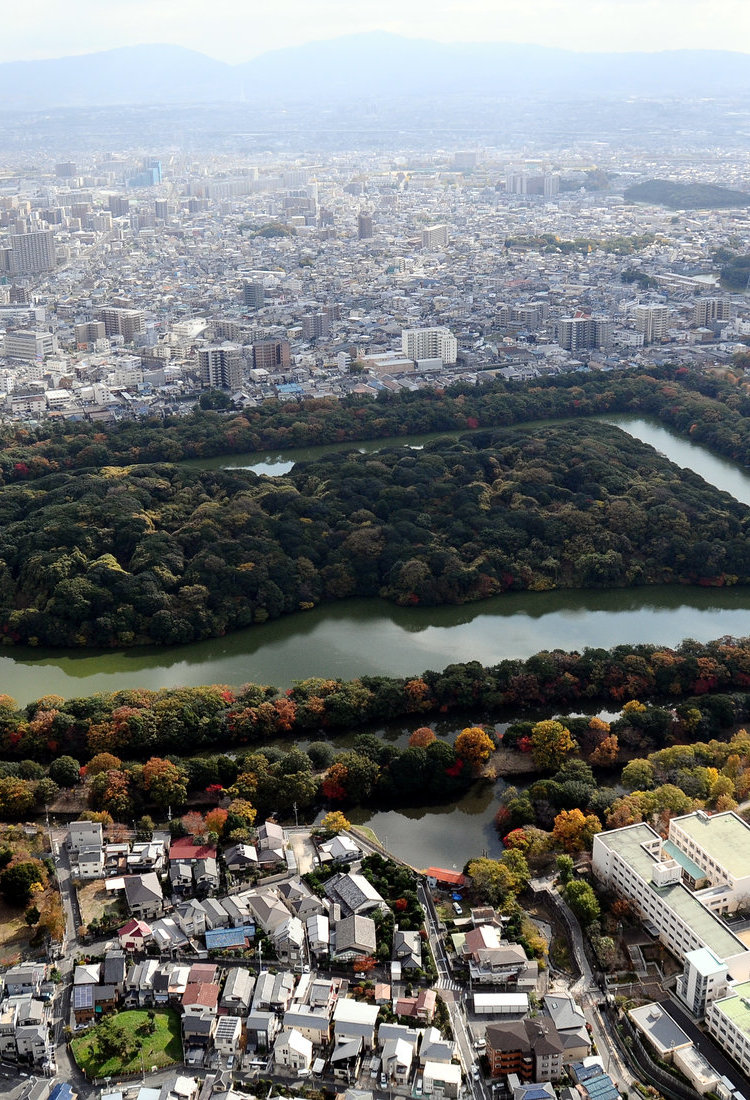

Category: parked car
[453, 902, 463, 915]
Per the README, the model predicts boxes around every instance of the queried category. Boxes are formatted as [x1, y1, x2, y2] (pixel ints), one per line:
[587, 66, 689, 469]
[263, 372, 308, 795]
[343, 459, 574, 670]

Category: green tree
[556, 854, 574, 883]
[0, 860, 47, 906]
[49, 755, 81, 787]
[563, 879, 600, 926]
[530, 720, 578, 771]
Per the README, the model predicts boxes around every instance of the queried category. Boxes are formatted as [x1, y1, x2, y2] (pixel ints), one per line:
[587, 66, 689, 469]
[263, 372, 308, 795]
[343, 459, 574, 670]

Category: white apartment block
[668, 811, 750, 914]
[706, 979, 750, 1078]
[592, 821, 750, 988]
[401, 327, 457, 366]
[421, 224, 449, 249]
[634, 304, 669, 344]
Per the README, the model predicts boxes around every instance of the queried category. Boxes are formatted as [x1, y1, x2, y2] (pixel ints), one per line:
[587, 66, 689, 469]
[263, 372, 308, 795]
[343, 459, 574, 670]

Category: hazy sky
[6, 0, 750, 64]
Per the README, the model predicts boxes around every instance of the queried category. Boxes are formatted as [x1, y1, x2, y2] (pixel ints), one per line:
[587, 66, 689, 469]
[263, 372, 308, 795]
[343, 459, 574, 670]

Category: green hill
[624, 179, 750, 209]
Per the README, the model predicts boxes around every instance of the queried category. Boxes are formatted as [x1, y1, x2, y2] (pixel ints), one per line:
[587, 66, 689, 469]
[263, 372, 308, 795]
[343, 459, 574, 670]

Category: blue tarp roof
[205, 925, 255, 949]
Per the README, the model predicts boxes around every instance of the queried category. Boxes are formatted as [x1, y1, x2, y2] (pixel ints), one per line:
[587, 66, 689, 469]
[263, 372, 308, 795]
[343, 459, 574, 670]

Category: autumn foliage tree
[454, 727, 495, 773]
[551, 808, 602, 852]
[589, 734, 619, 767]
[409, 727, 436, 748]
[142, 757, 187, 809]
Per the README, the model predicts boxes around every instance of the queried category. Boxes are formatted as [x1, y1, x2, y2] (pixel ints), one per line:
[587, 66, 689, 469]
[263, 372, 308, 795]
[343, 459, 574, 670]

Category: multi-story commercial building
[3, 330, 57, 360]
[693, 297, 731, 326]
[402, 327, 457, 365]
[5, 230, 56, 275]
[197, 345, 242, 390]
[634, 304, 669, 344]
[557, 317, 611, 351]
[421, 224, 449, 249]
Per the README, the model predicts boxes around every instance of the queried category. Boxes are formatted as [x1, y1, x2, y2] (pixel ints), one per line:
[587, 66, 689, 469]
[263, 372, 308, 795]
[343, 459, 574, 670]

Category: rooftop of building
[596, 824, 746, 961]
[711, 979, 750, 1033]
[671, 812, 750, 880]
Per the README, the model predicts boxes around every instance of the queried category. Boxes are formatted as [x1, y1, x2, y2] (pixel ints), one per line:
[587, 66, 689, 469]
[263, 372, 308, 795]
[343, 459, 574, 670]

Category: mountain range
[2, 34, 750, 109]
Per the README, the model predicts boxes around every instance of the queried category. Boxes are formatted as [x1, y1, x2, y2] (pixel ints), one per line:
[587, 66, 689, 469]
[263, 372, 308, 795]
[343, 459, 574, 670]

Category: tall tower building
[243, 281, 265, 310]
[694, 297, 731, 326]
[197, 345, 242, 390]
[252, 340, 291, 372]
[634, 305, 669, 344]
[7, 230, 56, 275]
[557, 317, 611, 351]
[357, 212, 374, 239]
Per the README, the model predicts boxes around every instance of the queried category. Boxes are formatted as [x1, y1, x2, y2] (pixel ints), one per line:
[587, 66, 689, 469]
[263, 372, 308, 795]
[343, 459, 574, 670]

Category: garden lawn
[71, 1008, 182, 1077]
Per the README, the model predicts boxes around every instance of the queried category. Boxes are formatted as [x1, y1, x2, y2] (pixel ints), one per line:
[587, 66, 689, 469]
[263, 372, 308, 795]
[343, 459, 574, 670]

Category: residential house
[199, 898, 230, 929]
[127, 842, 166, 875]
[307, 977, 340, 1013]
[394, 990, 436, 1022]
[102, 951, 127, 994]
[462, 927, 537, 988]
[278, 880, 326, 920]
[68, 820, 104, 879]
[333, 915, 377, 963]
[381, 1037, 414, 1085]
[272, 916, 306, 966]
[222, 893, 255, 928]
[318, 835, 362, 864]
[3, 965, 46, 997]
[124, 873, 164, 920]
[182, 1011, 216, 1067]
[223, 844, 258, 877]
[169, 838, 218, 866]
[418, 1027, 455, 1065]
[159, 1076, 200, 1100]
[245, 888, 292, 936]
[424, 868, 467, 891]
[393, 929, 422, 972]
[118, 918, 152, 951]
[274, 1028, 313, 1072]
[245, 1010, 279, 1052]
[306, 914, 330, 960]
[256, 821, 286, 867]
[150, 917, 189, 954]
[283, 1004, 332, 1046]
[220, 968, 255, 1016]
[213, 1015, 242, 1058]
[324, 873, 386, 917]
[175, 900, 207, 940]
[193, 858, 220, 896]
[333, 998, 379, 1050]
[330, 1035, 363, 1082]
[124, 959, 159, 1006]
[73, 963, 101, 987]
[423, 1061, 462, 1098]
[543, 995, 591, 1063]
[170, 863, 194, 898]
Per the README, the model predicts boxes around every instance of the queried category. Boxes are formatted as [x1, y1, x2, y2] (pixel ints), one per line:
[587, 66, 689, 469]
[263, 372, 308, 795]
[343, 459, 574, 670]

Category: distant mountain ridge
[624, 179, 750, 209]
[2, 34, 750, 109]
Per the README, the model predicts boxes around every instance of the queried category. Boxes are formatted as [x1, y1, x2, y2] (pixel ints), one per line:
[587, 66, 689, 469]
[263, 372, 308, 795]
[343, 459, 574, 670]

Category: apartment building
[402, 327, 457, 365]
[668, 811, 750, 914]
[591, 822, 750, 982]
[706, 979, 750, 1078]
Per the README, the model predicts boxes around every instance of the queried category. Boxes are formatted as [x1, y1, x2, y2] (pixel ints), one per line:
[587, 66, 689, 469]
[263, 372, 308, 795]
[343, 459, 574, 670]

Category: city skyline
[3, 0, 750, 66]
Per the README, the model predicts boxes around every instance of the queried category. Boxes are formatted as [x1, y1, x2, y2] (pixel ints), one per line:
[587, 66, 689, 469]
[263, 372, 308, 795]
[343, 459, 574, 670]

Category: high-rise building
[107, 195, 130, 218]
[302, 312, 331, 340]
[197, 345, 242, 390]
[694, 297, 731, 326]
[243, 282, 265, 310]
[634, 305, 669, 344]
[96, 308, 146, 341]
[75, 321, 107, 346]
[357, 212, 374, 239]
[252, 340, 291, 372]
[421, 224, 449, 249]
[154, 200, 170, 221]
[557, 317, 611, 351]
[6, 230, 56, 275]
[543, 173, 560, 198]
[402, 327, 458, 365]
[55, 162, 77, 178]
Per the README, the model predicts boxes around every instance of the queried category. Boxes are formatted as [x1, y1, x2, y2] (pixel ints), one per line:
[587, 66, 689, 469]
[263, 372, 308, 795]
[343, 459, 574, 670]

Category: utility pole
[293, 801, 299, 827]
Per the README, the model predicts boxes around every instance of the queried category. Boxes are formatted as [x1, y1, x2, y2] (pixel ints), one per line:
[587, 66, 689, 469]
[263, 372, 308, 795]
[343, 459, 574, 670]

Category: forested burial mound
[0, 420, 749, 649]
